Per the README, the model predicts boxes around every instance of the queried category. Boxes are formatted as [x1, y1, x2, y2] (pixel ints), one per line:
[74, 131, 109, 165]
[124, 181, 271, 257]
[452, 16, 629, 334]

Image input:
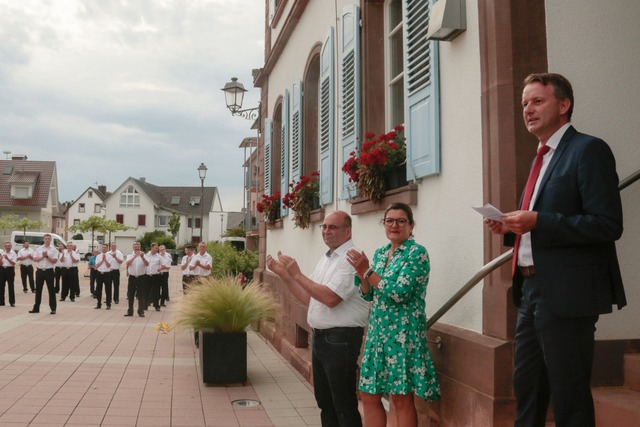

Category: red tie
[512, 144, 551, 276]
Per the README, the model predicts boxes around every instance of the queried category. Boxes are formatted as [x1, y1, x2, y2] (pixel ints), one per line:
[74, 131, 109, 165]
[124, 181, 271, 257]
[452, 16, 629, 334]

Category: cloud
[0, 0, 263, 212]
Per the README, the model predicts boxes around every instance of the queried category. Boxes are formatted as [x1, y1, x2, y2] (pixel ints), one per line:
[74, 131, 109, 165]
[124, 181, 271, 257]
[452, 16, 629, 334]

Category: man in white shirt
[17, 241, 35, 293]
[109, 242, 124, 304]
[58, 244, 76, 302]
[94, 244, 113, 310]
[158, 245, 172, 306]
[267, 211, 369, 427]
[125, 242, 148, 317]
[180, 244, 195, 292]
[30, 234, 59, 314]
[188, 242, 212, 278]
[145, 243, 163, 311]
[68, 243, 80, 299]
[0, 241, 18, 307]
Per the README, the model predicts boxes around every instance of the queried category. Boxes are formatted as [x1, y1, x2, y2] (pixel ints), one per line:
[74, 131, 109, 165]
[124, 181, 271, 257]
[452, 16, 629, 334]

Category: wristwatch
[364, 267, 375, 278]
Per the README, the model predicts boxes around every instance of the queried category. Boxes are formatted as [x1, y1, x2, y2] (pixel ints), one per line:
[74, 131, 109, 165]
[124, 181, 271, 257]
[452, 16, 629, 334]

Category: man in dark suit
[485, 73, 626, 427]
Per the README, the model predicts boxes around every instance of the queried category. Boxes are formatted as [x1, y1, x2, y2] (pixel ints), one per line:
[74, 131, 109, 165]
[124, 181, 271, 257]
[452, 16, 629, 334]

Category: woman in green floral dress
[347, 203, 440, 427]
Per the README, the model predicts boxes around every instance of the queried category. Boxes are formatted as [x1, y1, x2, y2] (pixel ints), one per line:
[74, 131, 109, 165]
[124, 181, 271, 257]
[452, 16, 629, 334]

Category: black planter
[199, 330, 247, 384]
[384, 164, 409, 190]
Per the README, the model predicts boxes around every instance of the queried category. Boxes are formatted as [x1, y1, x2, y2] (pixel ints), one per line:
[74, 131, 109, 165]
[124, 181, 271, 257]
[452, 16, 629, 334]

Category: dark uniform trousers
[0, 266, 16, 306]
[20, 264, 35, 292]
[95, 271, 112, 308]
[33, 268, 56, 312]
[127, 274, 146, 315]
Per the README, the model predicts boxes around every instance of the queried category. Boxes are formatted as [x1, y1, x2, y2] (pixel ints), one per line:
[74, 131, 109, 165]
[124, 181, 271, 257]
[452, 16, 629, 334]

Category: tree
[138, 230, 175, 251]
[225, 222, 246, 238]
[68, 215, 108, 251]
[168, 212, 181, 244]
[0, 215, 44, 236]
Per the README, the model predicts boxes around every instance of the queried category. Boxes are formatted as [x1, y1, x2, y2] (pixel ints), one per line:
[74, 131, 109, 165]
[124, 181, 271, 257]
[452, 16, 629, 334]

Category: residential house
[250, 0, 640, 425]
[102, 177, 222, 250]
[65, 185, 109, 240]
[0, 155, 63, 236]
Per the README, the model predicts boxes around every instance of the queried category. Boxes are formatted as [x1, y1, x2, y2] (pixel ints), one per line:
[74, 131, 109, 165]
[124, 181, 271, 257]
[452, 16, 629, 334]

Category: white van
[10, 231, 66, 251]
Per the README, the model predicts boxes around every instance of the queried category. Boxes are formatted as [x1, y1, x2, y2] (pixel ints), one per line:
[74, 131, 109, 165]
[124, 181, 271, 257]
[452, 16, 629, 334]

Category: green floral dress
[356, 238, 440, 400]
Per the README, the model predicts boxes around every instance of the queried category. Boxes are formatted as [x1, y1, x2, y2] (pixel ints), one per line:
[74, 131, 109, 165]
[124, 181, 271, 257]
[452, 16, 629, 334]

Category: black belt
[519, 265, 536, 277]
[130, 274, 145, 278]
[312, 326, 364, 336]
[1, 266, 14, 269]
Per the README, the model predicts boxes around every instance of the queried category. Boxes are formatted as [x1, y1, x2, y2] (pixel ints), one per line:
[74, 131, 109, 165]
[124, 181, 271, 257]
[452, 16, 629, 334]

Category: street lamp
[221, 77, 260, 121]
[197, 163, 207, 241]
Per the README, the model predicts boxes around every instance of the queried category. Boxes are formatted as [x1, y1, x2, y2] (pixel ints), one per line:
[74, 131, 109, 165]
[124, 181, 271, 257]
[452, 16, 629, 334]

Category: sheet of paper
[472, 203, 504, 222]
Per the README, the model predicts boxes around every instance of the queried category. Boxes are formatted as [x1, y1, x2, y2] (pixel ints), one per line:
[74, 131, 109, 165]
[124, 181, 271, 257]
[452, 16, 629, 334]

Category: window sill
[267, 219, 284, 230]
[310, 208, 325, 224]
[349, 184, 418, 216]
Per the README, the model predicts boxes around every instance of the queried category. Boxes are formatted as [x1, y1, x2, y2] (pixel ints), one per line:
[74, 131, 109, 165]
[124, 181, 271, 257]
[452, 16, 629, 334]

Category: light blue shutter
[264, 118, 273, 195]
[404, 0, 440, 179]
[291, 80, 303, 183]
[280, 89, 290, 217]
[340, 4, 361, 199]
[319, 28, 335, 205]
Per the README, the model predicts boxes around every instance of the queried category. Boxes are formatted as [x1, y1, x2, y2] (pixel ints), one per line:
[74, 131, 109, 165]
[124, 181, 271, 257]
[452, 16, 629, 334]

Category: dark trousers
[127, 275, 146, 315]
[182, 274, 196, 293]
[89, 269, 97, 295]
[111, 270, 120, 302]
[0, 267, 16, 305]
[145, 274, 161, 309]
[60, 268, 73, 300]
[34, 268, 56, 312]
[20, 264, 35, 291]
[160, 272, 169, 304]
[54, 267, 63, 293]
[312, 327, 364, 427]
[69, 267, 79, 297]
[95, 271, 112, 307]
[514, 278, 598, 427]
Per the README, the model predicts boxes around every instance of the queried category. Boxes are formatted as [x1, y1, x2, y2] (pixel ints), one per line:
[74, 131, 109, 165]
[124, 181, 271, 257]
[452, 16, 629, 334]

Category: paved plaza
[0, 265, 321, 427]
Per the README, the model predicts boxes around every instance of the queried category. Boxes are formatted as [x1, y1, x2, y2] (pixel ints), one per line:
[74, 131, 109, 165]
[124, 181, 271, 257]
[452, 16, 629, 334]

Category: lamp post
[222, 77, 261, 238]
[197, 163, 207, 242]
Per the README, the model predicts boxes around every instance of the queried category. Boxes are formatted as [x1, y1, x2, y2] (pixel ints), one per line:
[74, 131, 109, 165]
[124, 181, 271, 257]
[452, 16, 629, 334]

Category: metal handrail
[427, 168, 640, 332]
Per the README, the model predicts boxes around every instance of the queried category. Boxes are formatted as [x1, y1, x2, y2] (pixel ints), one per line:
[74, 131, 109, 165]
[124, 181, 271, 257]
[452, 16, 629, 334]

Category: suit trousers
[126, 275, 145, 315]
[20, 264, 35, 291]
[60, 268, 73, 301]
[312, 327, 364, 427]
[160, 272, 169, 303]
[146, 274, 162, 309]
[111, 269, 120, 303]
[95, 271, 112, 307]
[34, 268, 56, 312]
[514, 277, 598, 427]
[0, 266, 16, 305]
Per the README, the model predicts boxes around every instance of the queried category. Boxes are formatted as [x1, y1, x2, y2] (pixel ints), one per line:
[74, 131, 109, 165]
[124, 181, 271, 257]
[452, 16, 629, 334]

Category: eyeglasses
[318, 224, 350, 231]
[382, 218, 409, 227]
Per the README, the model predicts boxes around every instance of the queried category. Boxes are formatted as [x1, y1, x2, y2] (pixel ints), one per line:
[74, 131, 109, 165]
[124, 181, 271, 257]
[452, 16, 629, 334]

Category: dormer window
[190, 196, 201, 206]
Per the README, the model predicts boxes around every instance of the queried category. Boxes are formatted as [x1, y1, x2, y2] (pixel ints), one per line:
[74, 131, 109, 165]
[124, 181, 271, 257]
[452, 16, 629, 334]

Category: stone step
[593, 387, 640, 427]
[624, 353, 640, 392]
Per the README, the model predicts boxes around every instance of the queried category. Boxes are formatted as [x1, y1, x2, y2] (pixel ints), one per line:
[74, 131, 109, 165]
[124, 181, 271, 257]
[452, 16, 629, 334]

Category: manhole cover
[232, 399, 261, 408]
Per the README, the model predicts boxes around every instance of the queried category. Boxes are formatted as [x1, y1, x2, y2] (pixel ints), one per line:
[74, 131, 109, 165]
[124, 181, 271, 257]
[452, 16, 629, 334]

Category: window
[94, 204, 102, 213]
[303, 49, 320, 179]
[11, 185, 31, 199]
[79, 203, 85, 213]
[171, 196, 181, 205]
[190, 196, 201, 206]
[156, 215, 169, 227]
[280, 89, 290, 217]
[188, 218, 193, 228]
[195, 218, 201, 228]
[88, 190, 93, 198]
[116, 214, 124, 224]
[74, 219, 80, 225]
[138, 215, 146, 226]
[387, 0, 404, 127]
[120, 185, 140, 207]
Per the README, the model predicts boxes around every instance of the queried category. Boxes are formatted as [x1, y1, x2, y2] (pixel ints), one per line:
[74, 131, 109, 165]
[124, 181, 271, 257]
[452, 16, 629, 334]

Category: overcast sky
[0, 0, 263, 212]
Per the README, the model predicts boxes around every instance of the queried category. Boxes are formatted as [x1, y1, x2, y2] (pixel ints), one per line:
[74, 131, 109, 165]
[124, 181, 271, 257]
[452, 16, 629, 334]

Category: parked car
[11, 231, 66, 252]
[67, 239, 100, 261]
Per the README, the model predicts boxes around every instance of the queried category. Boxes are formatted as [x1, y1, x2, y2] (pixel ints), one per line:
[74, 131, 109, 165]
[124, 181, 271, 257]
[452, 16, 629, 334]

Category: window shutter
[319, 27, 335, 205]
[291, 80, 303, 183]
[263, 118, 273, 195]
[280, 89, 290, 217]
[404, 0, 440, 179]
[340, 4, 361, 199]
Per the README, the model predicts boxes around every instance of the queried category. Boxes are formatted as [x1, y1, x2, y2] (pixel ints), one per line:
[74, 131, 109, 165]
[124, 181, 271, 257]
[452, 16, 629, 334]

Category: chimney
[139, 177, 146, 183]
[98, 185, 107, 195]
[11, 154, 28, 160]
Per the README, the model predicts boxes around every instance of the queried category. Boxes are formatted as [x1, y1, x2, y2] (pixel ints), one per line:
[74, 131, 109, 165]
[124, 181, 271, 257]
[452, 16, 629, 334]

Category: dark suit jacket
[512, 126, 627, 317]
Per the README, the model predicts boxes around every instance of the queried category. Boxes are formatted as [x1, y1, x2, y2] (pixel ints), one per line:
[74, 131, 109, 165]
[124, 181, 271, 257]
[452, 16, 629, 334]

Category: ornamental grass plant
[173, 276, 276, 333]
